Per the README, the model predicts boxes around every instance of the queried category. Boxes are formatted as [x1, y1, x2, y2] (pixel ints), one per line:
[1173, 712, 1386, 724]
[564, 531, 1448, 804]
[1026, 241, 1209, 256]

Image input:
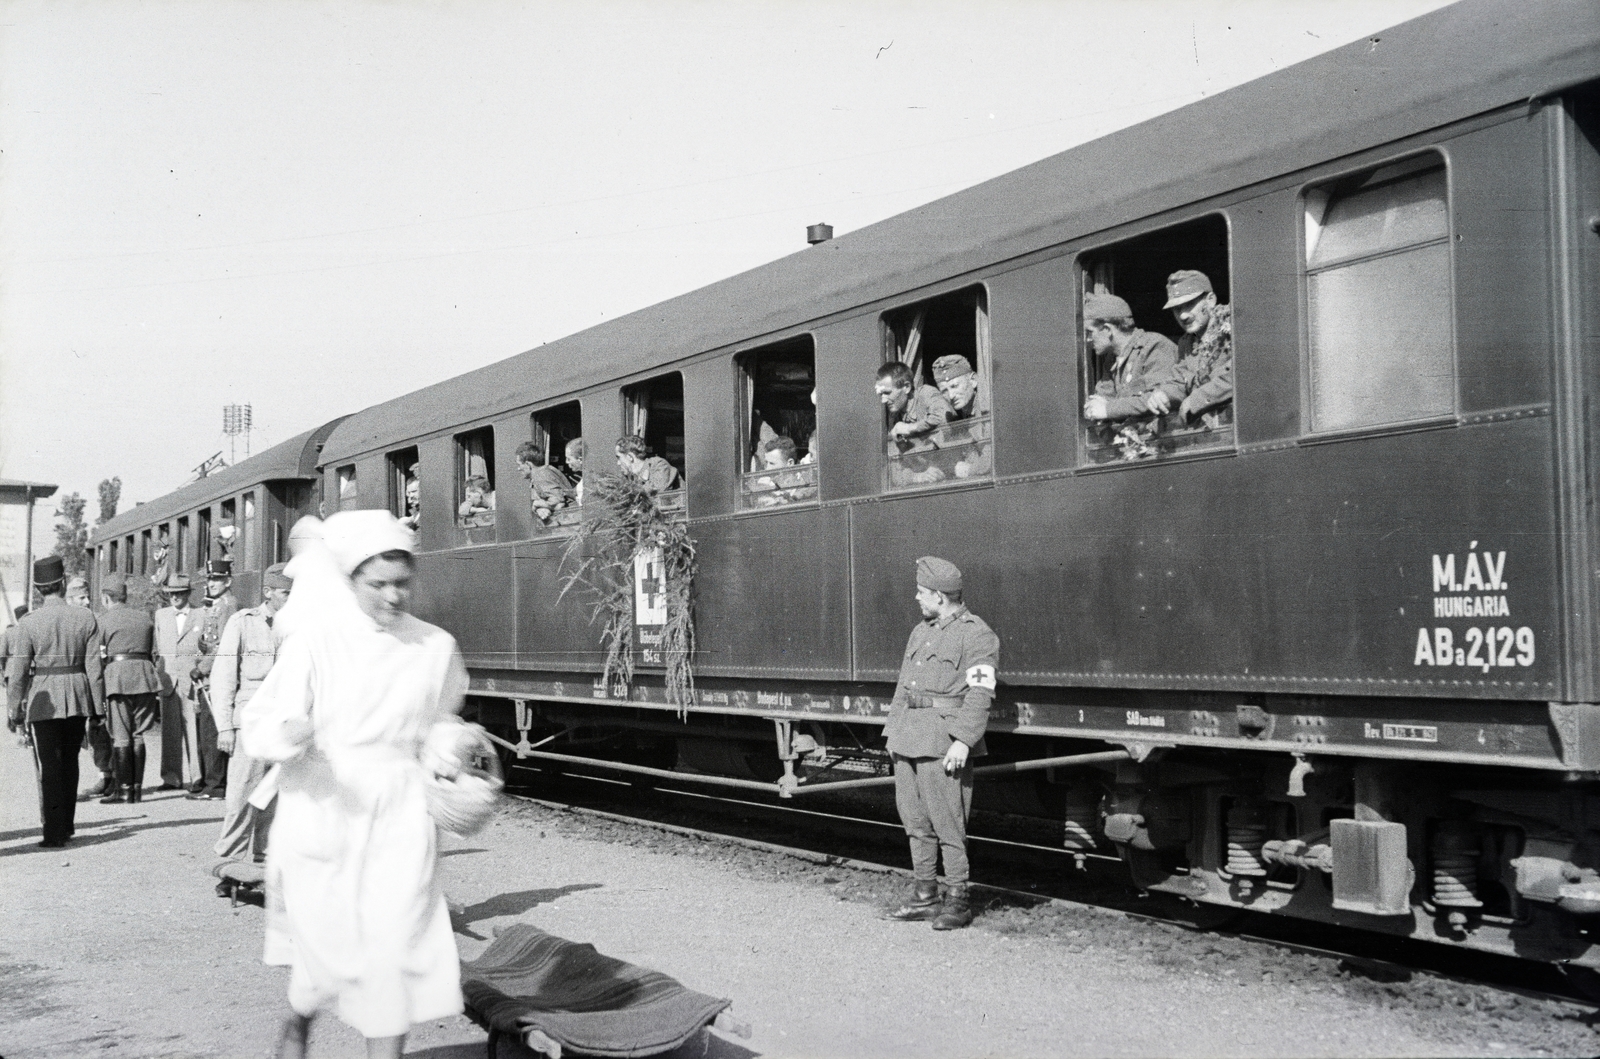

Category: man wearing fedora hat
[6, 556, 105, 847]
[883, 556, 1000, 930]
[1144, 269, 1234, 428]
[154, 572, 204, 791]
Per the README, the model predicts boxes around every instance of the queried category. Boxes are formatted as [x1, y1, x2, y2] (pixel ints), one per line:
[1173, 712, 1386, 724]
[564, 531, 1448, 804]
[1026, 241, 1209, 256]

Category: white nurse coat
[240, 606, 469, 1038]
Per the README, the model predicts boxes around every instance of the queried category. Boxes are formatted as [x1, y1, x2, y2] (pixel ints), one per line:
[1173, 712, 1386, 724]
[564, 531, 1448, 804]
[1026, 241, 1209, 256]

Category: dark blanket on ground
[462, 923, 731, 1058]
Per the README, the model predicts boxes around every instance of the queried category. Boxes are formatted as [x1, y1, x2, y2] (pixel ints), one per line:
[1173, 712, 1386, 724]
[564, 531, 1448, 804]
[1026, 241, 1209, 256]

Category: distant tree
[52, 492, 89, 578]
[96, 477, 122, 526]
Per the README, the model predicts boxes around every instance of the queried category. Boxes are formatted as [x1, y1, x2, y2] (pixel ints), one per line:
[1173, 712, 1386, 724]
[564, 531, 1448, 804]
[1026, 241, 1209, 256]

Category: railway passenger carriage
[108, 1, 1600, 967]
[89, 419, 347, 605]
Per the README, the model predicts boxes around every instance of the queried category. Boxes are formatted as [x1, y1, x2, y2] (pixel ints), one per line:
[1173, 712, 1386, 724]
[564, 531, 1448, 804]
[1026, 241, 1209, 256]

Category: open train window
[454, 427, 496, 530]
[1304, 152, 1453, 434]
[738, 337, 817, 510]
[124, 535, 135, 575]
[386, 447, 420, 529]
[139, 529, 152, 577]
[621, 373, 686, 515]
[879, 285, 991, 490]
[197, 507, 213, 570]
[523, 402, 583, 532]
[218, 497, 237, 567]
[1078, 214, 1233, 464]
[242, 491, 257, 570]
[336, 465, 358, 511]
[176, 516, 190, 574]
[155, 524, 172, 579]
[108, 539, 119, 577]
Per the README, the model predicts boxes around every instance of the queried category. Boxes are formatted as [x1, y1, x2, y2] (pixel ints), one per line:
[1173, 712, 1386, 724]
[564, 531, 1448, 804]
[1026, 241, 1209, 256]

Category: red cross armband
[966, 664, 997, 692]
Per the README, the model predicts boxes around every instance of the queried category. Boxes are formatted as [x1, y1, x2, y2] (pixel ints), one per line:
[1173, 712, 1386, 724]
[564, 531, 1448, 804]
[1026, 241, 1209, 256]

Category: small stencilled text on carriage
[1125, 710, 1166, 728]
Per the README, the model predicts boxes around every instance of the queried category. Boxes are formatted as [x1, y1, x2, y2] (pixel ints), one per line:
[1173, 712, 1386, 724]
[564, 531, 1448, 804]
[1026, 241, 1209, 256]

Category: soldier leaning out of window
[875, 362, 953, 486]
[516, 441, 576, 525]
[1143, 269, 1234, 429]
[931, 355, 991, 479]
[615, 434, 680, 495]
[457, 476, 496, 527]
[399, 467, 420, 530]
[1081, 291, 1179, 426]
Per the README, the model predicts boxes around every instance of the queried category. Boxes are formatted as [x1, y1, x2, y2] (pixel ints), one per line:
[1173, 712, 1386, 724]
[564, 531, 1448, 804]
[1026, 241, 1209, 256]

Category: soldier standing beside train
[66, 576, 117, 802]
[884, 556, 999, 930]
[6, 556, 106, 848]
[94, 575, 163, 803]
[189, 559, 239, 799]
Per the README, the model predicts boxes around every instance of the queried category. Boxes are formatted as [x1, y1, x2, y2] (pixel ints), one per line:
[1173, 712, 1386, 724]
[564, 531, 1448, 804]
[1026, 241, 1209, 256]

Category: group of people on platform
[3, 554, 286, 865]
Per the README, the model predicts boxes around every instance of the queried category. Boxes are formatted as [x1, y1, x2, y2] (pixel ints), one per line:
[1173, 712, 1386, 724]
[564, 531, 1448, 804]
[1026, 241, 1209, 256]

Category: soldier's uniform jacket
[891, 384, 955, 454]
[935, 400, 994, 477]
[637, 456, 680, 495]
[528, 464, 577, 511]
[95, 602, 163, 697]
[210, 605, 282, 732]
[1153, 304, 1234, 425]
[883, 606, 1000, 759]
[194, 592, 239, 680]
[6, 597, 105, 723]
[1094, 330, 1180, 419]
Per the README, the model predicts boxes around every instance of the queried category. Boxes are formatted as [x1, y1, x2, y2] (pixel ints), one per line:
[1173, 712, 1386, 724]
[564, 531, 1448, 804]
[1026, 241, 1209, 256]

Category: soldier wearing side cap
[1144, 269, 1234, 428]
[211, 561, 292, 863]
[94, 575, 163, 803]
[6, 556, 105, 847]
[1081, 291, 1180, 423]
[884, 556, 1000, 930]
[931, 355, 993, 479]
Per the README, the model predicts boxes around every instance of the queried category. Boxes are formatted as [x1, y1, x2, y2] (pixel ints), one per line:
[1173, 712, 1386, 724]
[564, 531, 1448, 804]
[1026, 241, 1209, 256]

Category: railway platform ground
[1, 739, 1595, 1059]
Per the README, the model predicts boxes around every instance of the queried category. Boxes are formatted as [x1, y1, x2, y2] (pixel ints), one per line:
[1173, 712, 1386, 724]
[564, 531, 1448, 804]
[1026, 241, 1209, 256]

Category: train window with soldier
[242, 491, 257, 570]
[336, 464, 358, 511]
[524, 401, 583, 532]
[737, 336, 817, 511]
[454, 427, 497, 530]
[386, 446, 420, 530]
[1304, 152, 1453, 434]
[878, 285, 992, 490]
[1078, 214, 1233, 464]
[217, 497, 238, 567]
[619, 373, 687, 515]
[154, 523, 172, 580]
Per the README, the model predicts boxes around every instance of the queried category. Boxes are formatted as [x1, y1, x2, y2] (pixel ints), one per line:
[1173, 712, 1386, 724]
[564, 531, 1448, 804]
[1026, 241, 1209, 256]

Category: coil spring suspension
[1432, 823, 1482, 938]
[1225, 802, 1268, 895]
[1062, 789, 1099, 869]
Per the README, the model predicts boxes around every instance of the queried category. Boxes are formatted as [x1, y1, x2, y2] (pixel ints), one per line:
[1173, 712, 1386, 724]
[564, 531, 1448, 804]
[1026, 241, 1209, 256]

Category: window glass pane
[1309, 242, 1453, 432]
[337, 466, 358, 510]
[1308, 166, 1446, 269]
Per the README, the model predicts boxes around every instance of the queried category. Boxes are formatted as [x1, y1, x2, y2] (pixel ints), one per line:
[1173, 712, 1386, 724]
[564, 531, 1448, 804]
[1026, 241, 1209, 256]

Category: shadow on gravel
[441, 847, 489, 858]
[451, 884, 605, 940]
[0, 815, 223, 858]
[0, 815, 147, 842]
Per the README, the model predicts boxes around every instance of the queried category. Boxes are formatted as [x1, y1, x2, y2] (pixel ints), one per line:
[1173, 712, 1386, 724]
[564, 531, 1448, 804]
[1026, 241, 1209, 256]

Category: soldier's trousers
[194, 689, 226, 796]
[214, 748, 273, 861]
[892, 754, 975, 886]
[30, 716, 87, 845]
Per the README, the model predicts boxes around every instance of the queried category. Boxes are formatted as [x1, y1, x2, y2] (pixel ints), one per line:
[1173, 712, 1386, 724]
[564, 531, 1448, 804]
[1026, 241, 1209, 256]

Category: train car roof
[320, 0, 1600, 465]
[92, 416, 348, 543]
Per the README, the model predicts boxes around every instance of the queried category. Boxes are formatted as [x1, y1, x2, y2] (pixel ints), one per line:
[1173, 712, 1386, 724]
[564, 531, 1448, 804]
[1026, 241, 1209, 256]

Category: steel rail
[481, 734, 1131, 797]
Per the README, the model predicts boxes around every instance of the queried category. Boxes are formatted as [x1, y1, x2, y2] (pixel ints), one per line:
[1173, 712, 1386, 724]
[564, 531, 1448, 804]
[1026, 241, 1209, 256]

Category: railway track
[501, 758, 1600, 1015]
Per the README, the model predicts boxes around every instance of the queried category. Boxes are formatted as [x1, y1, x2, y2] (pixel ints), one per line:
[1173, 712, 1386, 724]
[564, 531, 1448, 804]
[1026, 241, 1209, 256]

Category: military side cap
[916, 556, 962, 594]
[1163, 269, 1213, 309]
[1084, 291, 1133, 323]
[32, 555, 64, 587]
[262, 562, 293, 590]
[206, 559, 233, 578]
[162, 573, 192, 593]
[931, 355, 974, 383]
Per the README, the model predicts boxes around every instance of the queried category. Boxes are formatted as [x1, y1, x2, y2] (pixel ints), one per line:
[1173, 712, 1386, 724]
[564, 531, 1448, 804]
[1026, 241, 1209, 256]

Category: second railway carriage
[153, 0, 1600, 964]
[89, 418, 346, 605]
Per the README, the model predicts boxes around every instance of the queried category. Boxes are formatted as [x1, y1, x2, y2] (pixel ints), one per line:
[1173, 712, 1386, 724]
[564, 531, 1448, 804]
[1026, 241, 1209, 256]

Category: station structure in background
[0, 479, 59, 622]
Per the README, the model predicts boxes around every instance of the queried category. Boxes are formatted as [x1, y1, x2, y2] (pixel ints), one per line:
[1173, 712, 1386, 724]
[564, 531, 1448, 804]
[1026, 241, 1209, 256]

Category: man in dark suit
[154, 573, 203, 791]
[882, 556, 999, 931]
[94, 575, 164, 803]
[6, 556, 105, 847]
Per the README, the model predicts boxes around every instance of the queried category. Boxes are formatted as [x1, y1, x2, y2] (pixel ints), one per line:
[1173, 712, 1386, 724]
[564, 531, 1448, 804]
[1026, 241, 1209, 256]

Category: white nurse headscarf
[321, 510, 417, 577]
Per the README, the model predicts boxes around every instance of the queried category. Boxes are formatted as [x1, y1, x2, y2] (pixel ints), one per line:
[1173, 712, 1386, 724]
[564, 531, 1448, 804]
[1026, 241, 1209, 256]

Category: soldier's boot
[931, 885, 974, 931]
[129, 745, 146, 804]
[79, 773, 112, 801]
[100, 749, 130, 803]
[887, 880, 942, 921]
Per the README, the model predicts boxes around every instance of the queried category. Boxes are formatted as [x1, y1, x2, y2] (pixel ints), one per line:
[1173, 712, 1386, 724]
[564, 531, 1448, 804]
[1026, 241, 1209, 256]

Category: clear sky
[0, 0, 1453, 524]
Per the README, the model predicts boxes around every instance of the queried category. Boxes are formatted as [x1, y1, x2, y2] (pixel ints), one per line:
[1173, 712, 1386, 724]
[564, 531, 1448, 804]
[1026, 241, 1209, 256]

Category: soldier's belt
[906, 692, 965, 710]
[32, 664, 86, 675]
[109, 653, 152, 662]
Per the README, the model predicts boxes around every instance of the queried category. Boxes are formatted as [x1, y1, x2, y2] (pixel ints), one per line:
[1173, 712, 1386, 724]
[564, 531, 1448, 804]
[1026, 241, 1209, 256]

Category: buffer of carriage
[92, 0, 1600, 974]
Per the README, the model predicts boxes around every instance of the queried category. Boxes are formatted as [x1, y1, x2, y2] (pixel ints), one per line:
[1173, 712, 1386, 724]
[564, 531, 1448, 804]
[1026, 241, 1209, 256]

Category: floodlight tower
[223, 403, 253, 463]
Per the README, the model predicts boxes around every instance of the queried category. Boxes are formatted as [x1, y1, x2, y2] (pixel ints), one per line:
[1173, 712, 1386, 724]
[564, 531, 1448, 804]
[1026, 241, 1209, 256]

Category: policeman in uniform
[6, 556, 105, 847]
[95, 575, 163, 803]
[190, 558, 238, 799]
[884, 556, 999, 929]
